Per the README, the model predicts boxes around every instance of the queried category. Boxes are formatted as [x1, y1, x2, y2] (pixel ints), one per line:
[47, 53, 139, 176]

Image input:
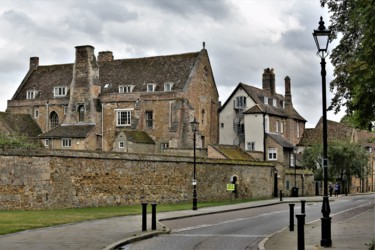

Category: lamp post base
[321, 196, 332, 247]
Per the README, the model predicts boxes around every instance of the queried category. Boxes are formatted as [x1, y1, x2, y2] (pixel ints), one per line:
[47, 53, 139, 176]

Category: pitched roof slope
[39, 124, 95, 138]
[210, 144, 254, 160]
[12, 51, 203, 101]
[0, 112, 42, 137]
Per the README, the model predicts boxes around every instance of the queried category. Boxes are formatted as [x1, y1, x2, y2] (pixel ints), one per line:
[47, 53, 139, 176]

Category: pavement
[0, 195, 373, 250]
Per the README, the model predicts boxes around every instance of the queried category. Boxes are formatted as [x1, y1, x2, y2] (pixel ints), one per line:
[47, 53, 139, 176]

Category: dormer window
[26, 90, 37, 99]
[147, 84, 156, 92]
[119, 85, 134, 93]
[54, 86, 67, 97]
[234, 96, 246, 109]
[164, 82, 173, 91]
[280, 100, 285, 108]
[264, 96, 268, 105]
[273, 99, 277, 107]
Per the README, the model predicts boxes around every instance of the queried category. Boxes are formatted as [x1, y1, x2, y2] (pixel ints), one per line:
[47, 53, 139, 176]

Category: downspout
[263, 113, 266, 161]
[101, 102, 104, 151]
[45, 101, 49, 131]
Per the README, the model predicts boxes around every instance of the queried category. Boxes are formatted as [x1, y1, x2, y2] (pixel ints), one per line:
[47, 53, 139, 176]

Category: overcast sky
[0, 0, 343, 128]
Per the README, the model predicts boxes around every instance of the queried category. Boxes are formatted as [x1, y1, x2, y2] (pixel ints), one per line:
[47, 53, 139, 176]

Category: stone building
[6, 45, 219, 153]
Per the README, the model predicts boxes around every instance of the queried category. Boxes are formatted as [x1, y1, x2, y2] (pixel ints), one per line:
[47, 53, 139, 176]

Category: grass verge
[0, 197, 267, 235]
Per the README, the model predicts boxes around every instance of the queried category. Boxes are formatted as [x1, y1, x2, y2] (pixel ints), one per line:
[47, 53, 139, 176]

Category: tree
[320, 0, 375, 129]
[302, 141, 369, 192]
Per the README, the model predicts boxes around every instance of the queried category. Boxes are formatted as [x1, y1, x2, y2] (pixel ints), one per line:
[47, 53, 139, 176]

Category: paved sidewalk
[0, 195, 372, 250]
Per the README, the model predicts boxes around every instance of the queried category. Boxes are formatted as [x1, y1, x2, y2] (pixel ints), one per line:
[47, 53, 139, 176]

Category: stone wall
[0, 149, 275, 210]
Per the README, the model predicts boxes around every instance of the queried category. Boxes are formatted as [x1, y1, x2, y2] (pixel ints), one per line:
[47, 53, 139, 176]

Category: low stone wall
[0, 149, 275, 210]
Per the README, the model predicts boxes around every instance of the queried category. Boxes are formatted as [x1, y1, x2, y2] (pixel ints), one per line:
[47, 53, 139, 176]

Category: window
[264, 96, 268, 105]
[119, 141, 125, 148]
[290, 153, 295, 167]
[201, 109, 205, 125]
[26, 90, 36, 99]
[44, 139, 49, 147]
[221, 123, 224, 128]
[276, 121, 279, 133]
[78, 105, 85, 122]
[34, 109, 39, 118]
[62, 138, 71, 147]
[160, 143, 169, 151]
[296, 121, 300, 138]
[50, 111, 59, 129]
[280, 121, 284, 134]
[247, 142, 255, 151]
[147, 84, 155, 92]
[64, 106, 68, 114]
[116, 109, 132, 126]
[265, 116, 269, 132]
[268, 148, 277, 160]
[164, 82, 173, 91]
[273, 99, 277, 107]
[145, 111, 153, 128]
[119, 85, 133, 93]
[234, 96, 246, 109]
[53, 87, 67, 97]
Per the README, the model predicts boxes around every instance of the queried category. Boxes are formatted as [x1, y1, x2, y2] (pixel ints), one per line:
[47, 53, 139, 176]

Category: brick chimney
[29, 57, 39, 70]
[98, 51, 113, 62]
[262, 68, 275, 95]
[65, 45, 100, 124]
[284, 76, 292, 111]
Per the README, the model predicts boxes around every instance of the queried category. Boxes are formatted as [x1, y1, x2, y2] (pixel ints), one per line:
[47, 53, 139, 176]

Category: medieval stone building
[6, 45, 219, 153]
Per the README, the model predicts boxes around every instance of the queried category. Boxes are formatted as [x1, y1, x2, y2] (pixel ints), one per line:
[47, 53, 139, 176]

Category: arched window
[201, 109, 205, 125]
[78, 105, 85, 122]
[50, 111, 59, 129]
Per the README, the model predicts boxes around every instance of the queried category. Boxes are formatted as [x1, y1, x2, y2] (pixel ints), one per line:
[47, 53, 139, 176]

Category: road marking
[169, 234, 268, 238]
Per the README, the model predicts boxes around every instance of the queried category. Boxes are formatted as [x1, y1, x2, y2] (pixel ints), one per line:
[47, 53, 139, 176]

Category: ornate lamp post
[313, 16, 332, 247]
[191, 117, 199, 211]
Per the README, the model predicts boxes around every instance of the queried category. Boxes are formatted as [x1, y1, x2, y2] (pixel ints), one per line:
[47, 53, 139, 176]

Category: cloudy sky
[0, 0, 343, 128]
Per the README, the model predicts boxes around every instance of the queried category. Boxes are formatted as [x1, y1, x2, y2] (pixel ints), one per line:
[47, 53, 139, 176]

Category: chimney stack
[284, 76, 292, 111]
[262, 68, 275, 95]
[30, 57, 39, 70]
[98, 51, 113, 62]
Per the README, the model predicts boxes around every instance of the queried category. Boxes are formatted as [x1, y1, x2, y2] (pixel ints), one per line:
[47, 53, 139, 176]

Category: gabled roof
[209, 144, 254, 160]
[12, 50, 206, 101]
[221, 82, 306, 121]
[123, 131, 155, 144]
[298, 118, 353, 146]
[267, 133, 294, 149]
[39, 124, 95, 139]
[0, 112, 42, 137]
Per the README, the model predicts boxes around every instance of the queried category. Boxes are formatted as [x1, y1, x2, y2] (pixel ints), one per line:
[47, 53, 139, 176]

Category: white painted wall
[244, 114, 264, 151]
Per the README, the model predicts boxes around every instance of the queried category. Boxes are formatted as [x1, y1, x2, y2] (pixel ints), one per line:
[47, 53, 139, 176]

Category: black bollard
[300, 200, 306, 225]
[151, 203, 157, 230]
[289, 203, 295, 231]
[296, 214, 306, 250]
[280, 190, 283, 202]
[142, 202, 148, 231]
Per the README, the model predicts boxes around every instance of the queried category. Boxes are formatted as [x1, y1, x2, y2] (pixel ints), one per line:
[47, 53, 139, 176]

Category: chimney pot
[30, 57, 39, 70]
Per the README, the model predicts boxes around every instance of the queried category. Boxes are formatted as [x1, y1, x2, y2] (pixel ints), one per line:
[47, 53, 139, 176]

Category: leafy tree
[320, 0, 375, 129]
[302, 141, 369, 191]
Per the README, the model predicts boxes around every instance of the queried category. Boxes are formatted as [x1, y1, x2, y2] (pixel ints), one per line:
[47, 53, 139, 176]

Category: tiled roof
[267, 133, 294, 149]
[123, 131, 155, 144]
[12, 50, 203, 101]
[0, 112, 42, 137]
[39, 124, 95, 138]
[298, 118, 353, 146]
[210, 144, 254, 160]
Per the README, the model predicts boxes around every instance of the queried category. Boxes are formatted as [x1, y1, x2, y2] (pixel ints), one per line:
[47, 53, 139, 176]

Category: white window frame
[246, 142, 255, 151]
[276, 121, 279, 133]
[280, 121, 284, 134]
[116, 109, 132, 126]
[147, 84, 156, 92]
[62, 138, 71, 147]
[160, 143, 169, 150]
[164, 82, 173, 91]
[44, 139, 49, 147]
[265, 116, 269, 132]
[119, 141, 125, 148]
[145, 111, 153, 128]
[234, 96, 246, 109]
[119, 85, 134, 93]
[264, 96, 268, 105]
[268, 148, 277, 161]
[54, 86, 67, 97]
[273, 99, 277, 107]
[26, 90, 36, 99]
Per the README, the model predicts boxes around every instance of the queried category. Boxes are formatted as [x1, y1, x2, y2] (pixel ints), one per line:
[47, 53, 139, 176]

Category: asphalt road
[121, 195, 374, 250]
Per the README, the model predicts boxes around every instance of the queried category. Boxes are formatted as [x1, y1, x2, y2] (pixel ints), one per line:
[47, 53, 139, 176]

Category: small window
[247, 142, 255, 151]
[62, 138, 71, 147]
[145, 111, 153, 128]
[119, 141, 125, 148]
[297, 121, 300, 138]
[78, 105, 85, 122]
[276, 121, 279, 133]
[164, 82, 173, 91]
[265, 116, 269, 132]
[54, 87, 67, 97]
[44, 139, 49, 147]
[220, 123, 224, 128]
[34, 109, 39, 118]
[161, 143, 169, 151]
[268, 148, 277, 160]
[119, 85, 134, 93]
[147, 84, 155, 92]
[64, 106, 68, 114]
[273, 99, 277, 107]
[26, 90, 36, 99]
[264, 96, 268, 105]
[234, 96, 246, 109]
[116, 109, 132, 126]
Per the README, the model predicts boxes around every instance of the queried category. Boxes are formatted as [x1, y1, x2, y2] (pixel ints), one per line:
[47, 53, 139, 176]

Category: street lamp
[191, 117, 199, 211]
[313, 16, 332, 247]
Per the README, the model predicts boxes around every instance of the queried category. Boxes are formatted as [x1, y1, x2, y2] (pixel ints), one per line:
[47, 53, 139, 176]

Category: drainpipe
[45, 101, 49, 131]
[263, 113, 266, 161]
[101, 102, 104, 151]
